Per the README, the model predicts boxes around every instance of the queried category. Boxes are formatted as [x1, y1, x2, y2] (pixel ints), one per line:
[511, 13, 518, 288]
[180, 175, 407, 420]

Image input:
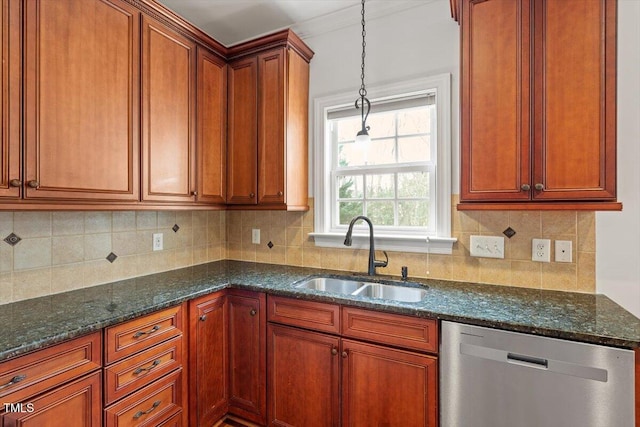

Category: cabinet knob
[27, 180, 39, 189]
[9, 179, 22, 187]
[331, 348, 338, 356]
[278, 191, 283, 197]
[249, 192, 255, 198]
[192, 191, 198, 196]
[199, 315, 207, 321]
[534, 183, 544, 191]
[249, 309, 257, 316]
[520, 184, 531, 191]
[341, 351, 348, 358]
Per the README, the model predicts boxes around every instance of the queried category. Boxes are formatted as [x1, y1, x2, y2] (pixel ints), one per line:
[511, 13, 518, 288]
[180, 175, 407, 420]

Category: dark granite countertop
[1, 260, 639, 362]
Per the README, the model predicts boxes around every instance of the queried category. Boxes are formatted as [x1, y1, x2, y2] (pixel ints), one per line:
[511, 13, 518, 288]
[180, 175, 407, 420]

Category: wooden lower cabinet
[227, 290, 267, 425]
[342, 339, 438, 427]
[2, 371, 102, 427]
[267, 324, 340, 427]
[188, 291, 229, 426]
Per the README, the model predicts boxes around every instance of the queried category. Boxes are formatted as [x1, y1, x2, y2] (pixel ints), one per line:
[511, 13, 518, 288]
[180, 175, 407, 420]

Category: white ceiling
[156, 0, 428, 46]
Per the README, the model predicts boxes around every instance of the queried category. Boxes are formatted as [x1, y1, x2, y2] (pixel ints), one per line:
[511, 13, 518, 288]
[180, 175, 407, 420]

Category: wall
[0, 211, 226, 304]
[596, 0, 640, 318]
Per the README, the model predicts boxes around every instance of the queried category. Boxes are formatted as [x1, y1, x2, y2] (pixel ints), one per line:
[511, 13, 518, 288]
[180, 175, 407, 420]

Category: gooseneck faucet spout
[343, 215, 388, 276]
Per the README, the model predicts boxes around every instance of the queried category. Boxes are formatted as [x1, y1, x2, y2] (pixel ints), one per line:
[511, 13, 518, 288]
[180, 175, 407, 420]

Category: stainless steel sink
[294, 277, 427, 302]
[295, 277, 367, 294]
[351, 283, 428, 302]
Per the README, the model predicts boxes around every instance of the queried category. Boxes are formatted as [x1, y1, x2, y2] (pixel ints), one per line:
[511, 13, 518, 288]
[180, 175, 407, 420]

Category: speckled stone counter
[1, 260, 639, 362]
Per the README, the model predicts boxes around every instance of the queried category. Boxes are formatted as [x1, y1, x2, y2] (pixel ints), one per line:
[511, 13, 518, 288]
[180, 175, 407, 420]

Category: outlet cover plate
[532, 238, 551, 262]
[153, 233, 163, 251]
[555, 240, 572, 263]
[252, 229, 260, 245]
[470, 235, 505, 259]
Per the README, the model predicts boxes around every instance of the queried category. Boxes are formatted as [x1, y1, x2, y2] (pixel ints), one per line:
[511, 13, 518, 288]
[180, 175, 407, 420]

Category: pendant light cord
[359, 0, 367, 99]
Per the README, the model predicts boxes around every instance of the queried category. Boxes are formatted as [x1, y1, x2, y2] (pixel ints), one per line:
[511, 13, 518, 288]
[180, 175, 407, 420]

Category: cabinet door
[460, 0, 531, 202]
[257, 48, 286, 206]
[268, 324, 340, 427]
[341, 339, 438, 427]
[2, 371, 101, 427]
[227, 56, 258, 205]
[227, 290, 266, 424]
[532, 0, 616, 200]
[23, 0, 140, 201]
[0, 0, 20, 199]
[141, 16, 196, 203]
[196, 47, 227, 204]
[188, 292, 228, 426]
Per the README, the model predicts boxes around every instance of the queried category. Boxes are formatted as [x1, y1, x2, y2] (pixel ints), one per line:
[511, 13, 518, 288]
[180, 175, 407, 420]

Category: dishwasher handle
[507, 352, 548, 369]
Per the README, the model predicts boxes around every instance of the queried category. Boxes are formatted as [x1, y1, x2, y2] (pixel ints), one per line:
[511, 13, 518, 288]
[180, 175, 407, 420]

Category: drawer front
[0, 332, 102, 403]
[105, 305, 184, 364]
[342, 307, 438, 353]
[267, 296, 340, 334]
[156, 410, 183, 427]
[2, 371, 102, 427]
[104, 336, 183, 405]
[104, 368, 182, 427]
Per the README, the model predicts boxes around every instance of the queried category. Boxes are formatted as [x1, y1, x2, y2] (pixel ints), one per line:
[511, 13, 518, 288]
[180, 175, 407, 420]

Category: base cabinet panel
[267, 324, 340, 427]
[2, 372, 102, 427]
[341, 339, 438, 427]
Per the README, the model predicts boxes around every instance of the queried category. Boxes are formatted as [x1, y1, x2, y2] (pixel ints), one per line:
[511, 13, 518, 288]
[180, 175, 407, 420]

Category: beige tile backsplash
[0, 196, 596, 305]
[0, 210, 227, 304]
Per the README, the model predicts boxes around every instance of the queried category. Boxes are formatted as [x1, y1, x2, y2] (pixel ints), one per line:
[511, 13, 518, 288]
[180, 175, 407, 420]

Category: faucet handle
[375, 251, 389, 268]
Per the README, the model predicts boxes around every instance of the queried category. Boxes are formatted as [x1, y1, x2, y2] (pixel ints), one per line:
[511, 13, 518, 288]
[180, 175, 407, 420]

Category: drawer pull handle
[133, 325, 160, 339]
[199, 315, 207, 321]
[133, 359, 162, 375]
[0, 375, 26, 390]
[133, 400, 161, 419]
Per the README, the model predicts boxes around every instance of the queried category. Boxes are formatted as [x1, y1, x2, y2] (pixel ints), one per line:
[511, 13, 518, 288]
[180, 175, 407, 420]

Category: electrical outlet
[470, 235, 505, 259]
[153, 233, 163, 251]
[252, 229, 260, 245]
[555, 240, 572, 263]
[532, 238, 550, 262]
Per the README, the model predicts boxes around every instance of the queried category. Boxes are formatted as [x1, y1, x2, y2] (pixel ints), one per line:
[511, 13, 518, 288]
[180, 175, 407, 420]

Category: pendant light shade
[355, 0, 371, 145]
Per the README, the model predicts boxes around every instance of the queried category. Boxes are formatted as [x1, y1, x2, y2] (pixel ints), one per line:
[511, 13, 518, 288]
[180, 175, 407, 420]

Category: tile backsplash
[0, 211, 226, 304]
[0, 196, 596, 305]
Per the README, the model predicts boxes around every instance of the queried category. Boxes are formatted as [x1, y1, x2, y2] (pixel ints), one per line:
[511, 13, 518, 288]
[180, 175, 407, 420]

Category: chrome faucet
[343, 215, 388, 276]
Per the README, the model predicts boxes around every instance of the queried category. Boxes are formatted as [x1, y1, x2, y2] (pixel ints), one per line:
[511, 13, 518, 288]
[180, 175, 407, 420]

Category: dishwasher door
[440, 321, 635, 427]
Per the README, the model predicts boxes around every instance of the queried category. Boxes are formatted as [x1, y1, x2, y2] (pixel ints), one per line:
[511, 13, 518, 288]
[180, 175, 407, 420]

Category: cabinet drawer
[2, 371, 102, 427]
[0, 332, 102, 404]
[267, 296, 340, 334]
[342, 307, 438, 354]
[104, 368, 183, 427]
[156, 410, 183, 427]
[104, 336, 183, 405]
[105, 305, 184, 364]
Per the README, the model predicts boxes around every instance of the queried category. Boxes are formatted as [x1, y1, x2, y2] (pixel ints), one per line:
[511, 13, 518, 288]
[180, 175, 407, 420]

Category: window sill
[309, 232, 456, 254]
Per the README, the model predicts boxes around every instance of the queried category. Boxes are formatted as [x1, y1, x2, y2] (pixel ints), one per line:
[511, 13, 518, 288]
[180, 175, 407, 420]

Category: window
[312, 75, 455, 253]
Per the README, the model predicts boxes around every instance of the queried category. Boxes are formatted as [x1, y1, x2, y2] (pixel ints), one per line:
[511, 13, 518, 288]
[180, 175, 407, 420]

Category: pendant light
[355, 0, 371, 145]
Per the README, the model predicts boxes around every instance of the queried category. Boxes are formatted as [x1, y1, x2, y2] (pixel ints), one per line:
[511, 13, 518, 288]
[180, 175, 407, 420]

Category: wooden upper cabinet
[532, 0, 616, 201]
[227, 31, 313, 210]
[459, 0, 618, 209]
[0, 0, 20, 200]
[227, 56, 258, 205]
[141, 16, 196, 203]
[197, 47, 227, 204]
[23, 0, 140, 201]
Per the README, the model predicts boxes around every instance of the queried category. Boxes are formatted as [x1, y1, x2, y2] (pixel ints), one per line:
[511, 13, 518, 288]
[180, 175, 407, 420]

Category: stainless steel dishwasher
[440, 321, 635, 427]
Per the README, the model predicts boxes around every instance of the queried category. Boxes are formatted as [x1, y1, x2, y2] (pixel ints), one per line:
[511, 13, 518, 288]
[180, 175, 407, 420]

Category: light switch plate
[555, 240, 572, 263]
[470, 235, 505, 259]
[532, 238, 551, 262]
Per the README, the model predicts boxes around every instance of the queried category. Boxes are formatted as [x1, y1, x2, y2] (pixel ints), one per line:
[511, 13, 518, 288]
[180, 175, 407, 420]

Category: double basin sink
[294, 276, 428, 303]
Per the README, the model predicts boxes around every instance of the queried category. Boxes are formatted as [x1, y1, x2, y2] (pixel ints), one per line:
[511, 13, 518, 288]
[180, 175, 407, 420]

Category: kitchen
[0, 0, 639, 426]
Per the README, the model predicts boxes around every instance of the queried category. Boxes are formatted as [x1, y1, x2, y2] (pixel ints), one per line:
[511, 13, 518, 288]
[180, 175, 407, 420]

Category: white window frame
[311, 74, 456, 254]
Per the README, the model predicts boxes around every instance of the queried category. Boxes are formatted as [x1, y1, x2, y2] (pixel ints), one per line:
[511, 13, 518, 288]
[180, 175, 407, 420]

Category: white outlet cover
[252, 229, 260, 245]
[555, 240, 572, 263]
[153, 233, 163, 251]
[532, 238, 551, 262]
